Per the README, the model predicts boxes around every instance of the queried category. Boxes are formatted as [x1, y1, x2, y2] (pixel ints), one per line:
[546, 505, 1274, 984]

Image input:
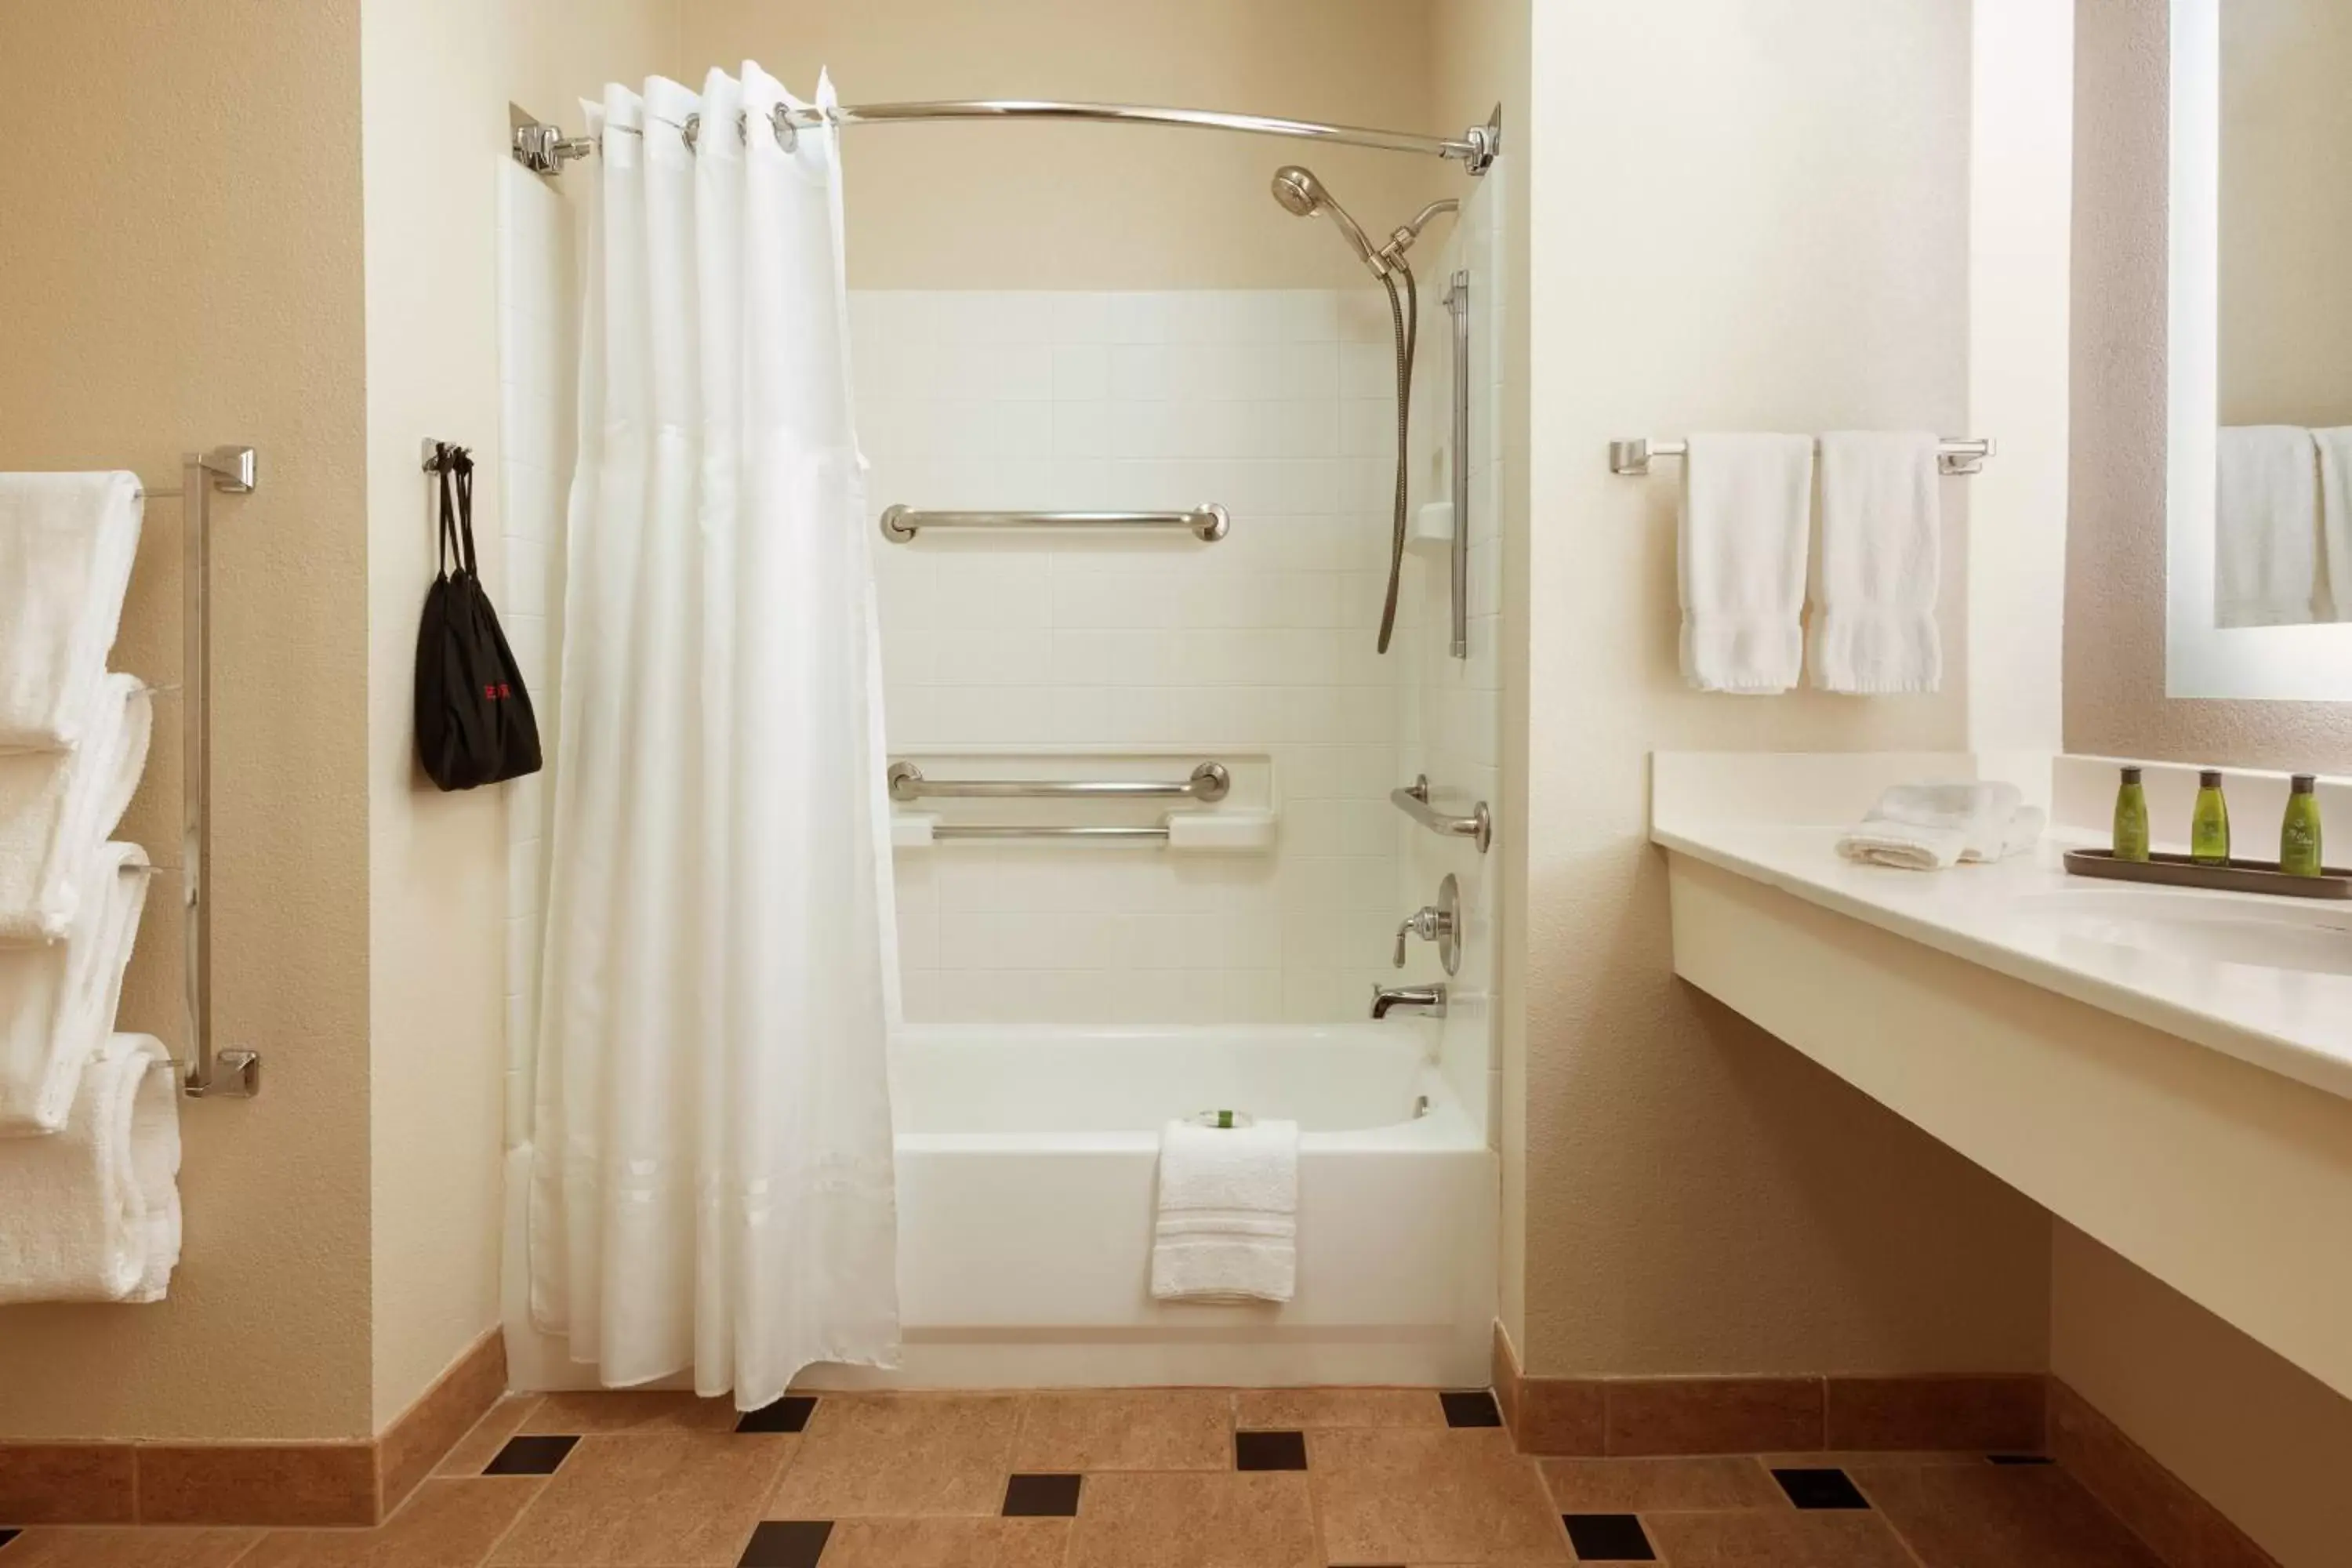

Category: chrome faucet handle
[1390, 873, 1464, 974]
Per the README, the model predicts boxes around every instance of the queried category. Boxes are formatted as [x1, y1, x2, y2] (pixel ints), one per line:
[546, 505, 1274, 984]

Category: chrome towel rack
[139, 445, 262, 1099]
[1609, 437, 1996, 477]
[889, 760, 1230, 804]
[1391, 774, 1492, 854]
[880, 504, 1229, 543]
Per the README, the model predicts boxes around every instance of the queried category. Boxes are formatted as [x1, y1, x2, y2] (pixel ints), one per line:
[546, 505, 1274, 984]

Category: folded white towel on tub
[1812, 430, 1943, 693]
[1678, 434, 1814, 693]
[0, 1033, 180, 1304]
[0, 674, 154, 943]
[1151, 1116, 1298, 1304]
[0, 842, 151, 1135]
[0, 472, 144, 751]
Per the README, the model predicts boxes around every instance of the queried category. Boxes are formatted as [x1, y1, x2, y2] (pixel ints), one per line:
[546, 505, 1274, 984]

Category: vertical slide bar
[1444, 270, 1472, 659]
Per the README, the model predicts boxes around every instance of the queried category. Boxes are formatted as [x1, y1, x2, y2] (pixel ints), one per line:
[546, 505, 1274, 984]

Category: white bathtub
[801, 1022, 1498, 1390]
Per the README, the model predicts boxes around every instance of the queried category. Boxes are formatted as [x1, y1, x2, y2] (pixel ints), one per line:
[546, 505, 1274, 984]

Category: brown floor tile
[136, 1444, 379, 1528]
[1540, 1455, 1786, 1512]
[1642, 1509, 1919, 1566]
[0, 1526, 259, 1566]
[435, 1397, 544, 1477]
[768, 1395, 1022, 1518]
[813, 1517, 1072, 1568]
[519, 1390, 740, 1434]
[1065, 1471, 1317, 1568]
[236, 1478, 543, 1567]
[1308, 1428, 1570, 1565]
[0, 1444, 136, 1526]
[1755, 1450, 1987, 1469]
[1606, 1378, 1825, 1457]
[1853, 1461, 2169, 1568]
[1514, 1381, 1606, 1457]
[487, 1432, 791, 1566]
[1235, 1388, 1446, 1430]
[1014, 1390, 1232, 1470]
[1825, 1376, 2045, 1454]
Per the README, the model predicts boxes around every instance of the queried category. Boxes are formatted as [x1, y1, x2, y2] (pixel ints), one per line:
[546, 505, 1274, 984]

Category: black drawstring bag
[414, 444, 542, 790]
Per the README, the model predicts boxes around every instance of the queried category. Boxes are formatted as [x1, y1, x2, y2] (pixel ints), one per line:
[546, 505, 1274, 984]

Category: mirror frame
[2165, 0, 2352, 699]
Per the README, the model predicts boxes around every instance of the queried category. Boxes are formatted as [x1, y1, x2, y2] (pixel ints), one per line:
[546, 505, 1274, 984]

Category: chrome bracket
[1462, 103, 1502, 176]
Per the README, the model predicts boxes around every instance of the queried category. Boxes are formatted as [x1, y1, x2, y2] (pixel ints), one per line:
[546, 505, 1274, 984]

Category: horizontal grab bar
[931, 824, 1171, 842]
[1391, 774, 1492, 853]
[889, 760, 1230, 804]
[880, 504, 1229, 543]
[1609, 437, 1996, 477]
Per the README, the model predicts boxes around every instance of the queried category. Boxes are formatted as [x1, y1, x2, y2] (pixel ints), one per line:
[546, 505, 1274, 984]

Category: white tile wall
[495, 161, 575, 1145]
[856, 287, 1410, 1024]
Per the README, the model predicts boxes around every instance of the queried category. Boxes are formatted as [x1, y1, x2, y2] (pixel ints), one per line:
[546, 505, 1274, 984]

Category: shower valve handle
[1392, 904, 1454, 967]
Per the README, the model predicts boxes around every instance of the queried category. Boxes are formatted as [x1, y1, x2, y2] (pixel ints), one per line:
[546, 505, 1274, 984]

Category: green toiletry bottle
[2190, 769, 2231, 865]
[2281, 774, 2324, 877]
[2112, 766, 2151, 862]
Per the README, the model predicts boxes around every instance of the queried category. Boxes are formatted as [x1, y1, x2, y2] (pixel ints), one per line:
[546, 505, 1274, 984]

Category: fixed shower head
[1270, 164, 1385, 276]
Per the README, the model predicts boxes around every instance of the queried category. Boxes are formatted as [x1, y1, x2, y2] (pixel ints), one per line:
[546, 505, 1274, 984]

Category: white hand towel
[0, 1033, 178, 1305]
[0, 473, 144, 750]
[1811, 431, 1942, 693]
[0, 675, 154, 942]
[2215, 426, 2321, 627]
[0, 842, 151, 1135]
[1150, 1117, 1298, 1304]
[2313, 428, 2352, 622]
[1679, 434, 1813, 694]
[1836, 782, 2025, 872]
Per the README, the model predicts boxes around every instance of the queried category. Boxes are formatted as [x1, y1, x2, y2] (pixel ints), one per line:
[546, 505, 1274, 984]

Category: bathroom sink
[2012, 889, 2352, 977]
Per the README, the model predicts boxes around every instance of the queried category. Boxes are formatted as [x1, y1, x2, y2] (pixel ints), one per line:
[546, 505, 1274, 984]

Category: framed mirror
[2165, 0, 2352, 699]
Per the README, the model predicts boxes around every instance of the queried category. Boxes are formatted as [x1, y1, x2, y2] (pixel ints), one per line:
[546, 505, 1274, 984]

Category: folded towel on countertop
[2216, 426, 2321, 627]
[1150, 1116, 1298, 1304]
[0, 1033, 180, 1305]
[0, 473, 144, 751]
[1812, 430, 1943, 693]
[1836, 782, 2039, 871]
[1678, 434, 1813, 694]
[0, 843, 151, 1135]
[0, 675, 154, 943]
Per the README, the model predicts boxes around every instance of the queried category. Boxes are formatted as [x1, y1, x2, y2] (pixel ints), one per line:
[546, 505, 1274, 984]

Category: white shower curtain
[528, 64, 900, 1407]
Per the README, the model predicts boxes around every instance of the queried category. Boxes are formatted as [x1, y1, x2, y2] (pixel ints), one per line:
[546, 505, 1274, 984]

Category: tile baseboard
[0, 1328, 505, 1528]
[2049, 1377, 2281, 1568]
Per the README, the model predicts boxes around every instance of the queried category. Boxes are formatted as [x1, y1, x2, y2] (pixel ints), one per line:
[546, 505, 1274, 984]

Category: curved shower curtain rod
[513, 99, 1501, 177]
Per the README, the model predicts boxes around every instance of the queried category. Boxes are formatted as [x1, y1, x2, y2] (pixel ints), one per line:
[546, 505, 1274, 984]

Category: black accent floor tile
[1234, 1430, 1308, 1471]
[1003, 1472, 1083, 1517]
[0, 1528, 18, 1551]
[1988, 1453, 2055, 1465]
[1772, 1466, 1871, 1510]
[1563, 1513, 1657, 1562]
[483, 1433, 579, 1475]
[737, 1395, 818, 1434]
[1439, 1388, 1504, 1428]
[739, 1519, 833, 1568]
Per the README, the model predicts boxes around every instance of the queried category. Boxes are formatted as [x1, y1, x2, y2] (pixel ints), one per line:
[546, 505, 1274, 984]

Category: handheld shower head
[1270, 165, 1385, 275]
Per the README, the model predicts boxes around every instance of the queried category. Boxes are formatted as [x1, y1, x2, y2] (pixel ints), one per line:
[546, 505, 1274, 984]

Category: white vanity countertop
[1650, 753, 2352, 1103]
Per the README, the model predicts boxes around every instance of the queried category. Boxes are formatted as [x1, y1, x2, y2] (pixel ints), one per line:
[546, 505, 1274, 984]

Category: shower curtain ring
[770, 103, 798, 153]
[683, 111, 701, 151]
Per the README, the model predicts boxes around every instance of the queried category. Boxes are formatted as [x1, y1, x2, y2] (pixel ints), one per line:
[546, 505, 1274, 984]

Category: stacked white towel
[0, 1033, 180, 1305]
[1836, 782, 2044, 872]
[2215, 426, 2321, 628]
[1812, 431, 1943, 693]
[0, 674, 153, 942]
[1150, 1116, 1299, 1304]
[1679, 434, 1814, 694]
[0, 472, 144, 750]
[2314, 428, 2352, 622]
[0, 844, 151, 1136]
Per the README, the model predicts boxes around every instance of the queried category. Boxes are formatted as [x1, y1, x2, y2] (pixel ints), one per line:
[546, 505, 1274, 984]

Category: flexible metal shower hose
[1375, 262, 1418, 654]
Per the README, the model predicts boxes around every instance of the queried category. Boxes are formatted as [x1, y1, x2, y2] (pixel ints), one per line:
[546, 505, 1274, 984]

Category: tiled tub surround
[0, 1386, 2207, 1566]
[858, 287, 1418, 1026]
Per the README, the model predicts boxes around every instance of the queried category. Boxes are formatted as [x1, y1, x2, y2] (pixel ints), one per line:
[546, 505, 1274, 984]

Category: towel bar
[1609, 436, 1996, 477]
[1390, 774, 1492, 853]
[889, 760, 1230, 804]
[880, 504, 1229, 543]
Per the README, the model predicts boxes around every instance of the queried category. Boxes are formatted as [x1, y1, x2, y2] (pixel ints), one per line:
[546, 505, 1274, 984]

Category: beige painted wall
[2053, 1225, 2352, 1568]
[2065, 0, 2352, 772]
[0, 2, 376, 1439]
[361, 0, 681, 1432]
[2217, 0, 2352, 427]
[1516, 0, 2053, 1377]
[679, 0, 1456, 290]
